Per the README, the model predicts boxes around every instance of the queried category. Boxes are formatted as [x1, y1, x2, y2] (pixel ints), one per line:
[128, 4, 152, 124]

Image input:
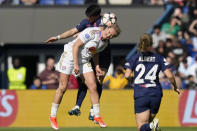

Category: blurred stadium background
[1, 0, 197, 130]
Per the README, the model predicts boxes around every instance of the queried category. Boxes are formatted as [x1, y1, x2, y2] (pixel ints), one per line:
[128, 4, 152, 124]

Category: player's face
[102, 28, 116, 40]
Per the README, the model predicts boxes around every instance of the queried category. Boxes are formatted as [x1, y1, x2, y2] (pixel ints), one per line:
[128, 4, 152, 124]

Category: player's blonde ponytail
[137, 33, 153, 52]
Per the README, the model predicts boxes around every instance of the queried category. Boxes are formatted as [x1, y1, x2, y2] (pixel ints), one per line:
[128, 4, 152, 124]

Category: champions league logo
[0, 90, 18, 126]
[179, 90, 197, 126]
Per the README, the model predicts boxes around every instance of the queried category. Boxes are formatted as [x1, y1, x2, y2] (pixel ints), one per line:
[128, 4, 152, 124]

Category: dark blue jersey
[76, 18, 101, 32]
[125, 52, 170, 99]
[76, 17, 111, 69]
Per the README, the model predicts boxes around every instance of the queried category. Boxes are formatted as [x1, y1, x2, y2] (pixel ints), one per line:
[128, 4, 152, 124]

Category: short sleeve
[160, 56, 171, 72]
[124, 55, 136, 71]
[76, 19, 89, 32]
[78, 28, 95, 44]
[96, 18, 102, 26]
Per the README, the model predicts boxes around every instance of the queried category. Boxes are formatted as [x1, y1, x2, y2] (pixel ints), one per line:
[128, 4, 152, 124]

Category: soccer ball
[101, 12, 117, 26]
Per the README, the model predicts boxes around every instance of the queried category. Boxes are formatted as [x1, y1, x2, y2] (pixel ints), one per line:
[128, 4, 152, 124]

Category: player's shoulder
[80, 27, 100, 41]
[83, 27, 100, 36]
[127, 52, 140, 62]
[152, 52, 164, 59]
[151, 52, 165, 63]
[80, 18, 89, 24]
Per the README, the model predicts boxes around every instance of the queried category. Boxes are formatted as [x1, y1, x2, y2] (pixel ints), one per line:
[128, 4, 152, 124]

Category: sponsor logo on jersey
[179, 90, 197, 126]
[85, 34, 90, 39]
[61, 66, 67, 70]
[90, 30, 100, 35]
[89, 47, 96, 54]
[0, 90, 18, 126]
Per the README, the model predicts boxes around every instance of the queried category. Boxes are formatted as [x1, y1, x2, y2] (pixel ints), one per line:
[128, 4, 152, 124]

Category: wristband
[56, 35, 61, 40]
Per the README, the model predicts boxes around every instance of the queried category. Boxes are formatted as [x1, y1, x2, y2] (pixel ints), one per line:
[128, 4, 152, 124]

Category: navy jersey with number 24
[125, 52, 170, 99]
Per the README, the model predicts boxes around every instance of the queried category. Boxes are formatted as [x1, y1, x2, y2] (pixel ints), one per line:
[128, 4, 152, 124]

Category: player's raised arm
[45, 27, 78, 44]
[164, 68, 181, 94]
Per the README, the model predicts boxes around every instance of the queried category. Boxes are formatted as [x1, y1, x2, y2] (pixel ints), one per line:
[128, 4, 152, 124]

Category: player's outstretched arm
[45, 28, 78, 44]
[164, 69, 181, 94]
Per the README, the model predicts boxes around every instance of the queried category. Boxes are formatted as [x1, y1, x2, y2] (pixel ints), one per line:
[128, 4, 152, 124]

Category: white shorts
[56, 52, 93, 75]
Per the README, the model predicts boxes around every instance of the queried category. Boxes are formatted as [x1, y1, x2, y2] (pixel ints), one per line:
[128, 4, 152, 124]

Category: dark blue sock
[97, 83, 103, 98]
[140, 123, 151, 131]
[76, 78, 87, 107]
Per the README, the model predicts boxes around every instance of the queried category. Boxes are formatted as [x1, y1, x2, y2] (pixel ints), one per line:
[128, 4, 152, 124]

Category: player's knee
[58, 80, 67, 93]
[87, 82, 97, 93]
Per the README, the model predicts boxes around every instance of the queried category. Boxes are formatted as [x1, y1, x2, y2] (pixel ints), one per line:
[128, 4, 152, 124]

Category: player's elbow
[71, 28, 78, 35]
[125, 72, 130, 80]
[164, 69, 174, 79]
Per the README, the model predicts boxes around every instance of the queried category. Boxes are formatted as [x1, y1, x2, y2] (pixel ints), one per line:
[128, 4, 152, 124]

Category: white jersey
[64, 27, 107, 64]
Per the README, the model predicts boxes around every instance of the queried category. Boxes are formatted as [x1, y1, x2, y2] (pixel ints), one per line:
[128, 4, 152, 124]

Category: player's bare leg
[136, 110, 160, 131]
[82, 71, 107, 128]
[89, 69, 107, 120]
[49, 73, 70, 130]
[135, 110, 151, 131]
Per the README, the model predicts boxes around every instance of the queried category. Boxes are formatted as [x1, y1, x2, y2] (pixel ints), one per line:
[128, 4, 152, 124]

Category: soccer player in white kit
[49, 24, 120, 130]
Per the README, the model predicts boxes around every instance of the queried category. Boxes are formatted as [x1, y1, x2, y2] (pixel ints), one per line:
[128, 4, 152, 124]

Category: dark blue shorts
[134, 96, 162, 114]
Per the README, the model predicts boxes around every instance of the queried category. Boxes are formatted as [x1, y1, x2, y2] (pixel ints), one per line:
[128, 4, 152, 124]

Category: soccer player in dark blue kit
[46, 4, 112, 120]
[125, 34, 180, 131]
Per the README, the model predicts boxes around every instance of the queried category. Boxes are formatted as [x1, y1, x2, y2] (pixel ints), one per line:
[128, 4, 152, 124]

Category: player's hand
[174, 87, 181, 95]
[45, 36, 58, 44]
[96, 65, 105, 76]
[74, 65, 80, 75]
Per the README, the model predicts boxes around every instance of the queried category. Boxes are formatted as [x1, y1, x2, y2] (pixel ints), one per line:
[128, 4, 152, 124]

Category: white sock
[93, 104, 100, 118]
[73, 105, 80, 110]
[149, 122, 154, 129]
[90, 108, 94, 116]
[50, 103, 59, 117]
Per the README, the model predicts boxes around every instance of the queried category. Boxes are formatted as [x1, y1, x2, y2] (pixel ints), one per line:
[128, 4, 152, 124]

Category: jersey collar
[100, 30, 103, 41]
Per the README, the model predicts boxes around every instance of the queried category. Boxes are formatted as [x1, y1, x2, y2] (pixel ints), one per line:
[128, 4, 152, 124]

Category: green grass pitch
[0, 127, 197, 131]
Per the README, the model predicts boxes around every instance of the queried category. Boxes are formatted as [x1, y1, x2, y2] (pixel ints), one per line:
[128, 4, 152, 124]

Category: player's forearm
[58, 28, 78, 40]
[168, 76, 178, 89]
[73, 44, 80, 66]
[164, 69, 178, 89]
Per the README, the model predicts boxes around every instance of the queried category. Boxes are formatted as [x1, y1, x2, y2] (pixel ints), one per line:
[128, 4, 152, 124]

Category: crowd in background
[0, 0, 181, 6]
[5, 0, 197, 90]
[152, 0, 197, 89]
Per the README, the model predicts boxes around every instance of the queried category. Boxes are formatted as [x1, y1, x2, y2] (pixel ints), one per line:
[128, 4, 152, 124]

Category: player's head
[85, 4, 101, 23]
[137, 33, 153, 52]
[101, 24, 121, 40]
